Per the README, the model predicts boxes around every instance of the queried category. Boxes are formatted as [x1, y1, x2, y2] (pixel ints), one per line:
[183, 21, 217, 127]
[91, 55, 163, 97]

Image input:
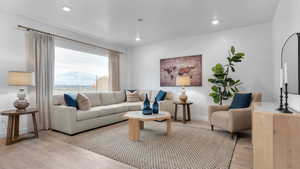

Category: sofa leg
[211, 125, 214, 131]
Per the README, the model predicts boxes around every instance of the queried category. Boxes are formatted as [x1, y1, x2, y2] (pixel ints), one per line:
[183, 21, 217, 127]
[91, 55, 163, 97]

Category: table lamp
[176, 75, 191, 103]
[8, 71, 35, 110]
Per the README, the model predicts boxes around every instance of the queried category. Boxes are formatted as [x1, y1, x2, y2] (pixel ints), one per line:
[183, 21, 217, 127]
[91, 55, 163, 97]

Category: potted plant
[208, 46, 246, 105]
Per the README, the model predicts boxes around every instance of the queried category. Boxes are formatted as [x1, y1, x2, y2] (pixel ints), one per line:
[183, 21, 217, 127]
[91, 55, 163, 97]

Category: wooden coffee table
[124, 111, 171, 141]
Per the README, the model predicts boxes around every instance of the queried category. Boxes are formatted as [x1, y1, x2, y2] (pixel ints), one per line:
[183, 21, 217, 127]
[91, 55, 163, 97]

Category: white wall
[129, 23, 274, 120]
[272, 0, 300, 108]
[0, 11, 129, 137]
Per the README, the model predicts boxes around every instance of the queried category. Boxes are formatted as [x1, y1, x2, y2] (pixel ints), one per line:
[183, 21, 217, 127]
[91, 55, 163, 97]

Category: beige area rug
[68, 122, 237, 169]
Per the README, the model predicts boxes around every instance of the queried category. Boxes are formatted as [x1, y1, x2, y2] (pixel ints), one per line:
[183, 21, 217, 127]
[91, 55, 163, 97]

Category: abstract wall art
[160, 55, 202, 86]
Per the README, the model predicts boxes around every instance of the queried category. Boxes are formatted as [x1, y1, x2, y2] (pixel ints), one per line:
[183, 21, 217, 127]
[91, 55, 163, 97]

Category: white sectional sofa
[51, 90, 174, 135]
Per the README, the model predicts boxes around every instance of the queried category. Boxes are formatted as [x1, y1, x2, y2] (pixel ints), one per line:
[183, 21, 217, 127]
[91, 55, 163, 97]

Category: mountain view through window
[54, 46, 109, 94]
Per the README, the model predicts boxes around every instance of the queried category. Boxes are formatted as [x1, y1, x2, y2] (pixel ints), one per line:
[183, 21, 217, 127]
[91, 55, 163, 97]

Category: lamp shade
[8, 71, 35, 86]
[176, 75, 191, 86]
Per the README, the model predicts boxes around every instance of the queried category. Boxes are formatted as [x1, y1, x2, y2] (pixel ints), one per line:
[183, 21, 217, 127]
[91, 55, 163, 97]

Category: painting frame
[160, 55, 202, 87]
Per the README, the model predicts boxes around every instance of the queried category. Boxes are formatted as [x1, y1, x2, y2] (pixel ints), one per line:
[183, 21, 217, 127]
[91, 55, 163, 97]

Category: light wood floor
[0, 120, 252, 169]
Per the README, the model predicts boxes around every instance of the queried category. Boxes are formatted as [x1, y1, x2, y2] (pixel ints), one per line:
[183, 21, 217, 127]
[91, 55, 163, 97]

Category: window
[54, 46, 108, 94]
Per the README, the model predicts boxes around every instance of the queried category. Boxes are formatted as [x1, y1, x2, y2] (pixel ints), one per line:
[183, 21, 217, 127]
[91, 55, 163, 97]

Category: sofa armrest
[159, 100, 175, 115]
[208, 105, 230, 123]
[228, 107, 252, 132]
[51, 105, 77, 134]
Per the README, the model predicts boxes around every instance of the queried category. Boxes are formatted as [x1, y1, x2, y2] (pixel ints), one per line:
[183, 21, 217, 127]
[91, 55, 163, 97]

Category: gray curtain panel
[108, 51, 120, 91]
[27, 32, 55, 130]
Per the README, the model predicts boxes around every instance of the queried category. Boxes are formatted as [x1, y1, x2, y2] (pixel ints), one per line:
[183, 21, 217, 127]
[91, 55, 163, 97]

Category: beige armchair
[208, 93, 262, 138]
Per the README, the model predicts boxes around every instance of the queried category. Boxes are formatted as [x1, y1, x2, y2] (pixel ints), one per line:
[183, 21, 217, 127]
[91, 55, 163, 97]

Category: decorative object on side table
[176, 75, 191, 103]
[279, 32, 300, 113]
[282, 63, 292, 113]
[1, 108, 38, 145]
[173, 101, 193, 123]
[8, 71, 35, 110]
[143, 93, 152, 115]
[278, 68, 284, 111]
[208, 46, 245, 105]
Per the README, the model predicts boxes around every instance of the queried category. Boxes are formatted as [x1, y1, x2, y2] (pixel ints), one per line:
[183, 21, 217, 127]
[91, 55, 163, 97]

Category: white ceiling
[0, 0, 279, 47]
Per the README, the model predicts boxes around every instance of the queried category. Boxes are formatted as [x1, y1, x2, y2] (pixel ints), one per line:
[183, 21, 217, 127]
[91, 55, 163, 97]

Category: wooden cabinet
[253, 103, 300, 169]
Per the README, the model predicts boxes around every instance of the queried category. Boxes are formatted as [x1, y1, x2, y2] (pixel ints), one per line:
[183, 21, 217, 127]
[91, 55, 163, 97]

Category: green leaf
[227, 57, 231, 63]
[235, 87, 239, 92]
[231, 66, 235, 72]
[231, 46, 235, 55]
[211, 86, 219, 92]
[208, 78, 217, 83]
[212, 63, 224, 74]
[235, 53, 245, 57]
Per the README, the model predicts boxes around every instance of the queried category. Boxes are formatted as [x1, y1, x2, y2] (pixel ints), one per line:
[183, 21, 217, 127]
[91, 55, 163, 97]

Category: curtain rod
[17, 25, 123, 54]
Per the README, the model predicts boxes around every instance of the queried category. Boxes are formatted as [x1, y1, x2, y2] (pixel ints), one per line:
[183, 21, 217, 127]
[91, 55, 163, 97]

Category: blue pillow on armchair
[229, 93, 252, 109]
[64, 93, 78, 109]
[155, 90, 167, 101]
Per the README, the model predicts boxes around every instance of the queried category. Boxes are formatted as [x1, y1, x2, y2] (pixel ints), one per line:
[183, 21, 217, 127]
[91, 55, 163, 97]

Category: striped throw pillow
[126, 90, 140, 102]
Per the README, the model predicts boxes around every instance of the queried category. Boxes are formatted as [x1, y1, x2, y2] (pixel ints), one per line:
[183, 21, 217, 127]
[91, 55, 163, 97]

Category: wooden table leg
[174, 104, 178, 121]
[166, 118, 171, 135]
[13, 115, 20, 140]
[32, 113, 39, 138]
[129, 119, 140, 141]
[183, 105, 186, 124]
[187, 104, 191, 121]
[139, 121, 144, 129]
[6, 116, 14, 145]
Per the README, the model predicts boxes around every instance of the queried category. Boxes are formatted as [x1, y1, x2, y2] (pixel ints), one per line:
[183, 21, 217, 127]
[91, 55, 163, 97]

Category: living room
[0, 0, 299, 169]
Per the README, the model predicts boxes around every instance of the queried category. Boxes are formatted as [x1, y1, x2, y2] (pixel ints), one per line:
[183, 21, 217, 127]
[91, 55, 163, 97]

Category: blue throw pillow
[229, 93, 252, 109]
[64, 94, 78, 109]
[155, 90, 167, 101]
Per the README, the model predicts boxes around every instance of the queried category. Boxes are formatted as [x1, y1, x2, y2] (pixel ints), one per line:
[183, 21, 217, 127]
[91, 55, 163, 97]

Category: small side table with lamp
[0, 71, 39, 145]
[175, 75, 193, 123]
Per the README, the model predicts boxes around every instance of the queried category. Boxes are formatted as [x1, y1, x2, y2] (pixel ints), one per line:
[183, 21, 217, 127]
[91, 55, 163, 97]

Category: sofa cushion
[64, 94, 78, 109]
[114, 91, 126, 103]
[53, 94, 65, 105]
[83, 93, 102, 107]
[165, 92, 173, 100]
[126, 90, 140, 102]
[138, 90, 151, 101]
[150, 91, 159, 102]
[77, 93, 91, 110]
[100, 92, 118, 105]
[127, 102, 143, 111]
[77, 103, 128, 121]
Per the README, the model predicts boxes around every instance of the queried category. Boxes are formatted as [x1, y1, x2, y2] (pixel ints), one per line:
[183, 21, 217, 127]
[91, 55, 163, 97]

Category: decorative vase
[14, 89, 29, 110]
[179, 90, 188, 103]
[143, 94, 152, 115]
[152, 98, 159, 114]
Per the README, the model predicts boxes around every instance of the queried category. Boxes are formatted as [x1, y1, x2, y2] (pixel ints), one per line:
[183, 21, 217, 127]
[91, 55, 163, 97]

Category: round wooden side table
[173, 101, 193, 123]
[0, 108, 39, 145]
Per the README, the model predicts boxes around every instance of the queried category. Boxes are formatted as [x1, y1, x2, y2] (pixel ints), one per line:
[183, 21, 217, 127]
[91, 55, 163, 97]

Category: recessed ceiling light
[211, 19, 220, 25]
[135, 18, 143, 42]
[62, 6, 71, 12]
[135, 36, 141, 42]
